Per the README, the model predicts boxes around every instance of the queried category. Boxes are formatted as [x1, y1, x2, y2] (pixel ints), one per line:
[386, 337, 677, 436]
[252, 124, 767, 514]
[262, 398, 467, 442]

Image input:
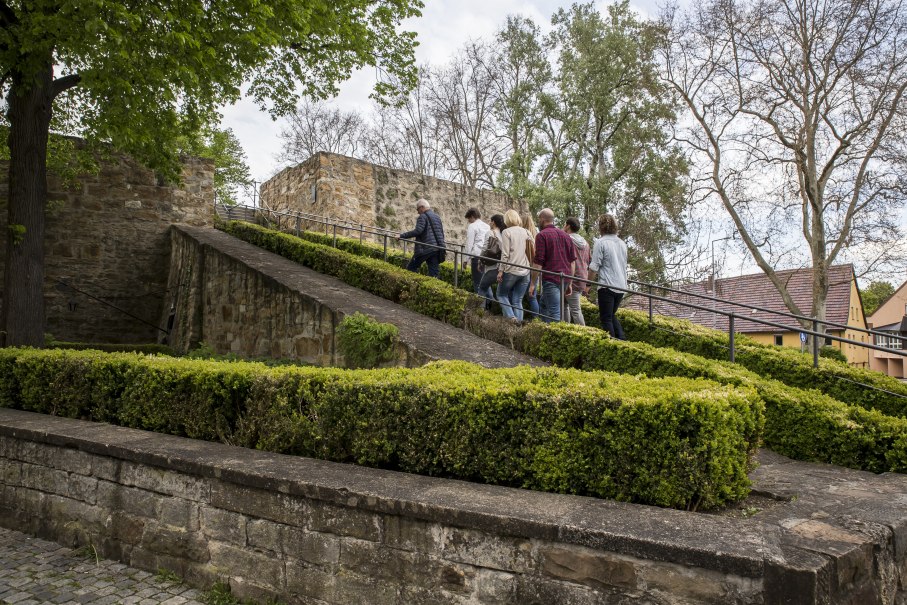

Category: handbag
[426, 213, 447, 263]
[525, 231, 536, 265]
[481, 234, 502, 261]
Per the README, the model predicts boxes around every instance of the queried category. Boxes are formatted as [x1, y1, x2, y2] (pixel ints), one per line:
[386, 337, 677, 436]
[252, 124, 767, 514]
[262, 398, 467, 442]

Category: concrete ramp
[163, 226, 544, 368]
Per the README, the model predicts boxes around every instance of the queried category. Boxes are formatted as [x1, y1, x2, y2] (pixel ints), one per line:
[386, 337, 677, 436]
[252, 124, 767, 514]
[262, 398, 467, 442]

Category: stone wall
[3, 409, 905, 604]
[260, 153, 527, 247]
[0, 149, 213, 344]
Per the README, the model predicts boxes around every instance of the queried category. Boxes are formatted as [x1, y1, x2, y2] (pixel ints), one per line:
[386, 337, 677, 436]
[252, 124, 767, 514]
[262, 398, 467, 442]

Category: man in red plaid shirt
[533, 208, 576, 323]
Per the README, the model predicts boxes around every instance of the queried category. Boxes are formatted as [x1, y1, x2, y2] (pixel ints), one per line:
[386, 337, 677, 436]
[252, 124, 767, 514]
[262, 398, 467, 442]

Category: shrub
[221, 221, 478, 327]
[0, 347, 760, 510]
[521, 322, 907, 473]
[49, 341, 176, 356]
[610, 307, 907, 418]
[337, 313, 399, 368]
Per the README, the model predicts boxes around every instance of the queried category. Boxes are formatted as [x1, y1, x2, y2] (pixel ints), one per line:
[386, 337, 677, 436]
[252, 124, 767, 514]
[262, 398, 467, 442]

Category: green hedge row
[222, 221, 479, 327]
[608, 307, 907, 419]
[224, 221, 906, 472]
[521, 322, 907, 473]
[48, 341, 176, 356]
[279, 227, 474, 287]
[0, 347, 760, 510]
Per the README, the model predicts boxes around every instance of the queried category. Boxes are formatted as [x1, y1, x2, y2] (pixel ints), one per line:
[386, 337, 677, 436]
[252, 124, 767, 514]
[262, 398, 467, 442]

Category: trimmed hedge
[0, 347, 760, 510]
[281, 227, 473, 287]
[49, 341, 176, 356]
[611, 308, 907, 419]
[221, 221, 478, 327]
[521, 322, 907, 473]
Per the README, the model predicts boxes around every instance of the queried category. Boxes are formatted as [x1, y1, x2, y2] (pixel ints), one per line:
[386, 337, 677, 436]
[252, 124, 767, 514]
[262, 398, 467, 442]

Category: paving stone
[0, 528, 205, 605]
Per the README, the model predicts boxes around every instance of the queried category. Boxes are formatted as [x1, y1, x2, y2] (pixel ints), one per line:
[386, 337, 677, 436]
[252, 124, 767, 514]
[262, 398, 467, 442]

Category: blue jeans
[525, 277, 541, 319]
[497, 273, 530, 320]
[407, 251, 441, 278]
[598, 288, 625, 339]
[540, 281, 563, 323]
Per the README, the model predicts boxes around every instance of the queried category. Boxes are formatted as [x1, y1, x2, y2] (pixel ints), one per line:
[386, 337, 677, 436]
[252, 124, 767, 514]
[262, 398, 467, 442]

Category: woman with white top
[588, 213, 628, 339]
[496, 209, 533, 322]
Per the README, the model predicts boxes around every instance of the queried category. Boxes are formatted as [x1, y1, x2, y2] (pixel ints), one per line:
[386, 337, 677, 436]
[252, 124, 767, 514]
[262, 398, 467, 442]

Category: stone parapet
[2, 408, 905, 604]
[163, 225, 543, 368]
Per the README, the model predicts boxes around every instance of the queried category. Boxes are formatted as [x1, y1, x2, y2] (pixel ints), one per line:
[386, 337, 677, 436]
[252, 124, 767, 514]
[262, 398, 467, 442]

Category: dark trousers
[470, 257, 483, 293]
[598, 288, 625, 339]
[406, 251, 441, 278]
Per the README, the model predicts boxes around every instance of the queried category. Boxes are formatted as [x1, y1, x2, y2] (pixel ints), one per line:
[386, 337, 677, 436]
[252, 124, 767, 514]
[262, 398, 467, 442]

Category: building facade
[866, 281, 907, 379]
[627, 265, 871, 367]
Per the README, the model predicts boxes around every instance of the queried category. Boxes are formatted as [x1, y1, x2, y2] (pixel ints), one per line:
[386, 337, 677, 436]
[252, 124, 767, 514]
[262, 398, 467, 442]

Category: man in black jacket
[399, 198, 446, 278]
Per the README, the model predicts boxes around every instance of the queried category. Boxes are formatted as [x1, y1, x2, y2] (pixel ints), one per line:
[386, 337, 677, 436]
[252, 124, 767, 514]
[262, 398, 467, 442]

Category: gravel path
[0, 528, 204, 605]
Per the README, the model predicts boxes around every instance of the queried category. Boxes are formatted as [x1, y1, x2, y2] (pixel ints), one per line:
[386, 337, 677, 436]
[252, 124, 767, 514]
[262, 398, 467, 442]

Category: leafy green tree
[544, 2, 688, 281]
[862, 281, 896, 316]
[1, 0, 422, 346]
[179, 127, 252, 206]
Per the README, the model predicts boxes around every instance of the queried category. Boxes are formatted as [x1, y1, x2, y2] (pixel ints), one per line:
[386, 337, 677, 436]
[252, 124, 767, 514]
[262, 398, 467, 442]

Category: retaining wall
[2, 409, 906, 604]
[0, 147, 213, 344]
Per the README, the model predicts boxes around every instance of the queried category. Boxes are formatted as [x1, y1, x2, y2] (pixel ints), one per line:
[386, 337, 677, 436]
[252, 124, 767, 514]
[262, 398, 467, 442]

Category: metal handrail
[224, 203, 907, 368]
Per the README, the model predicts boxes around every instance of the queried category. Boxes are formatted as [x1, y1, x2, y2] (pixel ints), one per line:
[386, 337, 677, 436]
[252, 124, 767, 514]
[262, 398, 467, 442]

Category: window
[774, 334, 783, 346]
[875, 334, 904, 350]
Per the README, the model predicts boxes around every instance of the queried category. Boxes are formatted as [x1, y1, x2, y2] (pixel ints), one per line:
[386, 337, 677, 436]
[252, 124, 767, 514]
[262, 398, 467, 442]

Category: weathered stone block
[106, 511, 146, 545]
[282, 527, 340, 566]
[159, 497, 199, 530]
[442, 527, 535, 573]
[19, 461, 69, 494]
[67, 474, 99, 505]
[209, 541, 284, 588]
[384, 515, 443, 553]
[0, 458, 22, 486]
[540, 545, 637, 591]
[96, 481, 159, 519]
[120, 461, 208, 501]
[309, 500, 381, 542]
[285, 561, 335, 602]
[200, 506, 247, 545]
[246, 518, 283, 554]
[139, 522, 209, 562]
[210, 481, 308, 526]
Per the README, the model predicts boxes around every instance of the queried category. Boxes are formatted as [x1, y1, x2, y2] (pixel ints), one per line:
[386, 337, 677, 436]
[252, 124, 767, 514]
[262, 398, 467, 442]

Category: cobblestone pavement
[0, 528, 205, 605]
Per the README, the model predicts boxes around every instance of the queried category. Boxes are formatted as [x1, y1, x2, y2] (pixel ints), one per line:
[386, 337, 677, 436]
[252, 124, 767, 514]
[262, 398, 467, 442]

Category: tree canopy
[0, 0, 423, 346]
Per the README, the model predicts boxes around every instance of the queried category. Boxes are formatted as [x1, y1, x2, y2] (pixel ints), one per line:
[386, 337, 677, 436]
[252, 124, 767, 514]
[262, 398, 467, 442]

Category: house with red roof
[626, 264, 871, 367]
[866, 280, 907, 379]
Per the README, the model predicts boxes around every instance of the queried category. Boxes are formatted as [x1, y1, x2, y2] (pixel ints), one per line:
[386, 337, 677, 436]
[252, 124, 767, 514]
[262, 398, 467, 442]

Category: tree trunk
[1, 60, 53, 347]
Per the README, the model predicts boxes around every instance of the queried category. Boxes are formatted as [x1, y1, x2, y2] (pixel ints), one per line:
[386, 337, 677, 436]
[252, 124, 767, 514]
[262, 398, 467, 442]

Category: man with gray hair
[533, 207, 575, 322]
[399, 198, 446, 278]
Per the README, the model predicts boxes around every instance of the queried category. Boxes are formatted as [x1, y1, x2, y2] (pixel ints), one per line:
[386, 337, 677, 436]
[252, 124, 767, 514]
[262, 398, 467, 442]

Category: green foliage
[0, 347, 760, 509]
[608, 307, 907, 419]
[861, 281, 896, 316]
[49, 341, 176, 356]
[521, 321, 907, 474]
[1, 0, 423, 182]
[337, 313, 399, 368]
[178, 127, 252, 205]
[8, 224, 25, 246]
[819, 345, 848, 363]
[222, 221, 478, 327]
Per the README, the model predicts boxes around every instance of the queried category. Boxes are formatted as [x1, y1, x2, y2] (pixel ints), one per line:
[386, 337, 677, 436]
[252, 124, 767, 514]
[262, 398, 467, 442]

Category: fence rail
[217, 202, 907, 378]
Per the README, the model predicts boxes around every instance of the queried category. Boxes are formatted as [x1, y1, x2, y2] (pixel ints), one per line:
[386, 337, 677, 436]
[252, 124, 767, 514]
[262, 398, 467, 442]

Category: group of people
[399, 198, 628, 339]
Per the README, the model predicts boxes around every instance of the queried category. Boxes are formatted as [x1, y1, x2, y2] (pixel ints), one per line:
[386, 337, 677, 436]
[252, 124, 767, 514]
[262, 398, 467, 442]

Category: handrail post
[729, 314, 735, 363]
[332, 224, 337, 248]
[360, 224, 364, 244]
[648, 284, 653, 325]
[383, 234, 388, 261]
[813, 319, 819, 368]
[295, 216, 301, 237]
[559, 272, 566, 322]
[453, 249, 459, 288]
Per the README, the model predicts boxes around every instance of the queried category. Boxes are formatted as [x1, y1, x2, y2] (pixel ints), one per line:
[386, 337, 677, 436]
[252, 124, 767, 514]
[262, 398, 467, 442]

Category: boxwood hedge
[522, 322, 907, 473]
[0, 347, 759, 510]
[610, 307, 907, 419]
[221, 221, 479, 327]
[221, 220, 907, 473]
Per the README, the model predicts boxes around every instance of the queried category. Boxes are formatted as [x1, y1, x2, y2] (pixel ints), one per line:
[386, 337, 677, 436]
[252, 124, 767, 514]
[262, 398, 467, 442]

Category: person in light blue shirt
[588, 214, 628, 339]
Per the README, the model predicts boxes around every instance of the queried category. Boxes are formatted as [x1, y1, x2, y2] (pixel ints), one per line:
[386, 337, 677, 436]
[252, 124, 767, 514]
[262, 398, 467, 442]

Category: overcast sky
[220, 0, 665, 183]
[220, 0, 906, 285]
